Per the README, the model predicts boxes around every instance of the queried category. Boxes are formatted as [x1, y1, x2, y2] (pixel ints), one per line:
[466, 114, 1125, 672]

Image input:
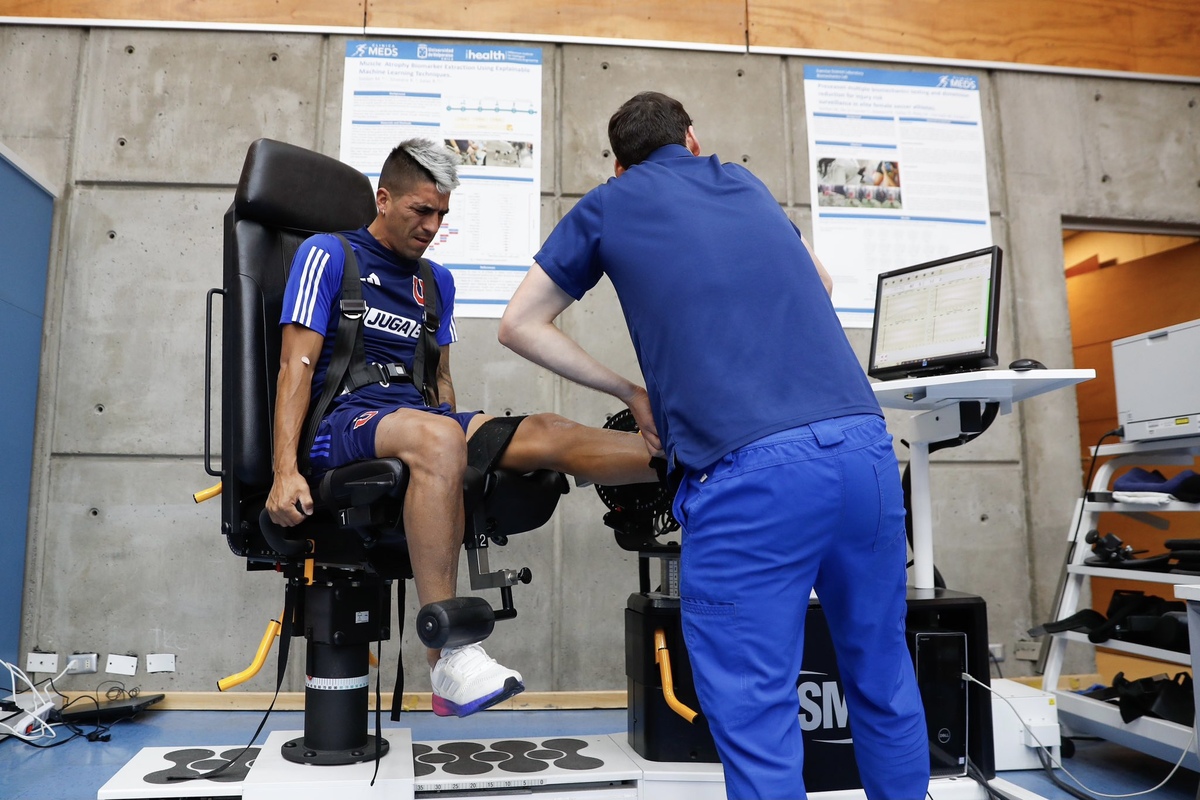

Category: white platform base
[243, 729, 415, 799]
[99, 731, 1046, 800]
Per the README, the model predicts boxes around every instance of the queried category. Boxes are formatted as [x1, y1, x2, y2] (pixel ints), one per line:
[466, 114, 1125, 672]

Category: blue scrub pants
[674, 414, 929, 800]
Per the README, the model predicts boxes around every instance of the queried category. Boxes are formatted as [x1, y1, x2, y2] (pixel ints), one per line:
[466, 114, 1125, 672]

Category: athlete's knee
[519, 413, 579, 442]
[378, 411, 467, 475]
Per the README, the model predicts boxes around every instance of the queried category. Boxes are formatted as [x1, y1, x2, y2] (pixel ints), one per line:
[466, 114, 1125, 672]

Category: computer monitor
[867, 246, 1002, 381]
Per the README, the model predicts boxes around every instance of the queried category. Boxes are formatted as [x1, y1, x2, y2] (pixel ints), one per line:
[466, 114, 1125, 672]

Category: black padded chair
[204, 138, 567, 765]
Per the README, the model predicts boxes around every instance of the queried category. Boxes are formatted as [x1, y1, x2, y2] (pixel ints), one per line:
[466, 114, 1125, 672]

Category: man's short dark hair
[378, 138, 459, 195]
[608, 91, 692, 169]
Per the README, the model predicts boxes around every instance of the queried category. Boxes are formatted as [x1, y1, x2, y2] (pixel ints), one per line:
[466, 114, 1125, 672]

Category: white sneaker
[430, 643, 524, 717]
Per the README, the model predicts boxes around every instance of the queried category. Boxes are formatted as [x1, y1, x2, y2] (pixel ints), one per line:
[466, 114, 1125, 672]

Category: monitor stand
[872, 369, 1094, 589]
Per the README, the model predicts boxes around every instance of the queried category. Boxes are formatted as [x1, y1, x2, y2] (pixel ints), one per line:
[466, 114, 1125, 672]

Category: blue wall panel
[0, 154, 54, 671]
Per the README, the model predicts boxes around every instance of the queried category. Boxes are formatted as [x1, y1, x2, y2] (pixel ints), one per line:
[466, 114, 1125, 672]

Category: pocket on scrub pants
[872, 452, 906, 552]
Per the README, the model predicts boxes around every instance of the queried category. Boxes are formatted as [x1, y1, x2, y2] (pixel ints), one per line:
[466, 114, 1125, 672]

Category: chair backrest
[221, 139, 375, 558]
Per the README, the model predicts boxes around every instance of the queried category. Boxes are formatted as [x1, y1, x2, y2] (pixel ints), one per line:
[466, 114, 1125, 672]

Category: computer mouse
[1008, 358, 1047, 371]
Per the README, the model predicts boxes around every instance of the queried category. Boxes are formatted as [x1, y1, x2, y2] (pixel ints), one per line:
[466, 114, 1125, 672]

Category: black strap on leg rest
[467, 415, 526, 474]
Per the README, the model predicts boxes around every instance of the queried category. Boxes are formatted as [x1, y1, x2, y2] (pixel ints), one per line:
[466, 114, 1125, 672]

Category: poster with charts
[342, 41, 542, 318]
[803, 66, 993, 328]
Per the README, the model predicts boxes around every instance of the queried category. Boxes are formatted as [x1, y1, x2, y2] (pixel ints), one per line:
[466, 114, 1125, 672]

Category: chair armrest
[314, 458, 408, 509]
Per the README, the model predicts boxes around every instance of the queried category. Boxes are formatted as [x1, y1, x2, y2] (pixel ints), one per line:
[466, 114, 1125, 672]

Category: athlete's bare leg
[374, 408, 469, 668]
[467, 412, 657, 485]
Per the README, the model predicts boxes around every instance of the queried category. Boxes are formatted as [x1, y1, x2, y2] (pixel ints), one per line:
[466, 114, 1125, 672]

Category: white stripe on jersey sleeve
[291, 246, 330, 327]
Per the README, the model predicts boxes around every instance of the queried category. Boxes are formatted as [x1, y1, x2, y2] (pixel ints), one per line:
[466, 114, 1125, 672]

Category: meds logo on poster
[937, 74, 977, 90]
[353, 42, 399, 58]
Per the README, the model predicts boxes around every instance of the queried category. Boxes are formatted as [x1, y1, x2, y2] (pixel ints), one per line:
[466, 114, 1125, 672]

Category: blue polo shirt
[535, 144, 880, 470]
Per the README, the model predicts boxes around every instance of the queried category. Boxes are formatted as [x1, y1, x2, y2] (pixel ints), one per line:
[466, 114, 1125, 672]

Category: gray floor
[1, 706, 1197, 799]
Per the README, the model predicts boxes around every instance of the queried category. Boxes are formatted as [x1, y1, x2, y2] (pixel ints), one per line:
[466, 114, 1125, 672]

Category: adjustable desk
[872, 369, 1095, 589]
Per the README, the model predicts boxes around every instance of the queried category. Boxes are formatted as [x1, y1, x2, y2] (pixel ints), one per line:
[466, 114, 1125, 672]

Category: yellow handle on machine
[193, 482, 223, 503]
[218, 618, 281, 691]
[654, 628, 699, 723]
[217, 616, 380, 692]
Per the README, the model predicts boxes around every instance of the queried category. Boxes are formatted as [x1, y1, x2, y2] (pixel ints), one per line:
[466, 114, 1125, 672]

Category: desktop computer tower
[908, 629, 969, 778]
[625, 587, 993, 789]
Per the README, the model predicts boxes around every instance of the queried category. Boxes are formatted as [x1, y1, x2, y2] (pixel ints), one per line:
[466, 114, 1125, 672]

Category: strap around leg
[467, 416, 527, 474]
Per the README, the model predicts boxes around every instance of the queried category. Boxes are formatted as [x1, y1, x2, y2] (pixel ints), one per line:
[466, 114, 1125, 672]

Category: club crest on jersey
[352, 410, 378, 430]
[412, 276, 425, 307]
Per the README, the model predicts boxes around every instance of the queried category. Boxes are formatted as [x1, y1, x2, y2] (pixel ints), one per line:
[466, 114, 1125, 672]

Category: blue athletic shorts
[308, 403, 479, 474]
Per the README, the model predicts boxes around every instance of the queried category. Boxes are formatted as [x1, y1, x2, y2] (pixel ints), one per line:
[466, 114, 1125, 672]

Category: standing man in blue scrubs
[499, 92, 929, 799]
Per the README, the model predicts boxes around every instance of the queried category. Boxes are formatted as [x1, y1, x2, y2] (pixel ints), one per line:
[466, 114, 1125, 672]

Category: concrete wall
[6, 23, 1198, 695]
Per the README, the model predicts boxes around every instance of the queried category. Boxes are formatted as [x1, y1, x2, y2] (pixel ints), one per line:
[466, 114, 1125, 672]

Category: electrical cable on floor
[963, 672, 1195, 798]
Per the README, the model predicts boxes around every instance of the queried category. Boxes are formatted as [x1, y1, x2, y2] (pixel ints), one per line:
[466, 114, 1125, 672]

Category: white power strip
[0, 696, 56, 741]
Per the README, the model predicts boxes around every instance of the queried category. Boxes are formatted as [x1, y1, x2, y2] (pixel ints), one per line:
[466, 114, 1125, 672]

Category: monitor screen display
[867, 246, 1002, 381]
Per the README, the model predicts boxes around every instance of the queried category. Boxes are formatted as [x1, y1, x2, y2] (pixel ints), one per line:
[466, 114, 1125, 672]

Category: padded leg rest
[482, 469, 570, 540]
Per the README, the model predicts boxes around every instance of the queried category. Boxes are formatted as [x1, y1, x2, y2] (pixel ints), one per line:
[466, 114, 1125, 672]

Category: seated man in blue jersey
[266, 138, 657, 718]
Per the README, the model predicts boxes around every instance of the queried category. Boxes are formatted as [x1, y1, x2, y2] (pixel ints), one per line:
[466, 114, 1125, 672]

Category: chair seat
[312, 459, 566, 546]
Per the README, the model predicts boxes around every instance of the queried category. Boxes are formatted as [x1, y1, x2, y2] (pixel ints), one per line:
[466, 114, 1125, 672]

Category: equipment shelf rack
[1040, 433, 1200, 770]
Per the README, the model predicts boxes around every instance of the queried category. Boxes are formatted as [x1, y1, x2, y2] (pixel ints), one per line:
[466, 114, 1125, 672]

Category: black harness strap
[410, 263, 441, 407]
[297, 234, 442, 474]
[298, 235, 367, 475]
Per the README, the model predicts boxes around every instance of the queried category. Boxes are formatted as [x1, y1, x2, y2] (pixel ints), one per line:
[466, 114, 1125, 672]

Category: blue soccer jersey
[280, 226, 458, 412]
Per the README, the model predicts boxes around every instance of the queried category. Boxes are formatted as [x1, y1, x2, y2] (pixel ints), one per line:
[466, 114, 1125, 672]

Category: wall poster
[804, 66, 993, 328]
[342, 41, 543, 318]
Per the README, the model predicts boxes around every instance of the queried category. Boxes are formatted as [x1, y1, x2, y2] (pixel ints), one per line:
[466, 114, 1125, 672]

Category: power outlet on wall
[25, 652, 58, 674]
[1014, 639, 1042, 661]
[66, 653, 99, 674]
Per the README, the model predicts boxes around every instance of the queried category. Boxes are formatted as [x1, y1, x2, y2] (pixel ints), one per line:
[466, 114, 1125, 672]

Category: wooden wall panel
[1069, 240, 1200, 450]
[1, 0, 365, 27]
[4, 0, 1199, 77]
[1067, 242, 1200, 349]
[747, 0, 1200, 77]
[366, 1, 746, 47]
